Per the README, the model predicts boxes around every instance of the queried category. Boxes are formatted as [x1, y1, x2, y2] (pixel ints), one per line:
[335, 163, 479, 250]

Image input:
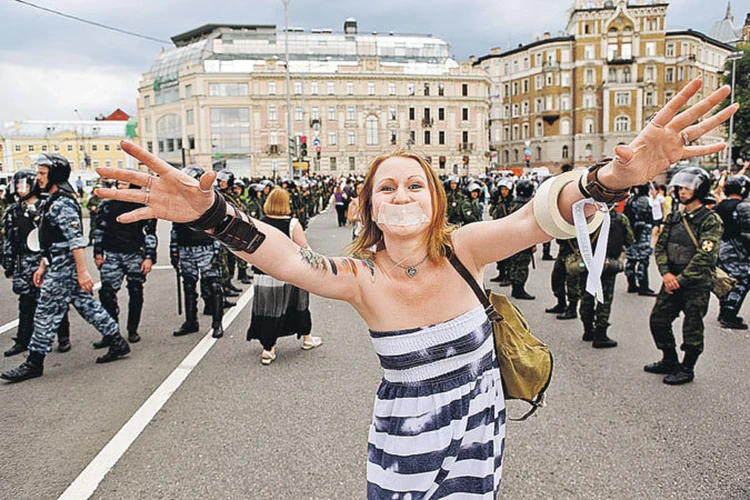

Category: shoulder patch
[701, 240, 714, 252]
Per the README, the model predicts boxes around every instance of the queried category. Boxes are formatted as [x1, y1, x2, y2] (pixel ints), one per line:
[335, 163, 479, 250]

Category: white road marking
[58, 287, 254, 500]
[0, 282, 102, 336]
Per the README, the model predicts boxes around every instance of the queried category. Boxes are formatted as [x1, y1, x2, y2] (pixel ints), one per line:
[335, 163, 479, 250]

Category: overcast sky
[0, 0, 747, 123]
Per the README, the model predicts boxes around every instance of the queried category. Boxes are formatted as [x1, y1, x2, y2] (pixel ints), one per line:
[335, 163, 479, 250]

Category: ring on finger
[649, 121, 665, 129]
[681, 130, 691, 147]
[144, 191, 150, 205]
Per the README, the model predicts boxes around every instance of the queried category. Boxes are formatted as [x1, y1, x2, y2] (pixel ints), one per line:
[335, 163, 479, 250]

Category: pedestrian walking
[97, 78, 735, 498]
[2, 154, 130, 383]
[331, 184, 348, 227]
[645, 167, 723, 385]
[246, 188, 322, 365]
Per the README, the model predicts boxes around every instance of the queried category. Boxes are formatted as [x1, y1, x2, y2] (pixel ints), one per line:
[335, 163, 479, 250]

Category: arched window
[562, 145, 569, 159]
[366, 115, 378, 145]
[584, 118, 594, 134]
[514, 149, 519, 163]
[560, 119, 571, 136]
[536, 147, 542, 161]
[535, 121, 544, 137]
[615, 116, 630, 132]
[503, 150, 510, 164]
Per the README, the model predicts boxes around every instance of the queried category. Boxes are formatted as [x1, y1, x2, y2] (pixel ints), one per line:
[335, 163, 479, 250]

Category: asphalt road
[0, 207, 748, 500]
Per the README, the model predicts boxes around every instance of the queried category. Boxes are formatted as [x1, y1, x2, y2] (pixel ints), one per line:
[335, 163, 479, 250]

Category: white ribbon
[572, 199, 610, 303]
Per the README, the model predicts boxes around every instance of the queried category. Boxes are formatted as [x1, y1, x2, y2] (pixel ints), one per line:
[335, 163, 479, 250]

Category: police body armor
[101, 200, 149, 254]
[39, 190, 81, 253]
[666, 208, 712, 272]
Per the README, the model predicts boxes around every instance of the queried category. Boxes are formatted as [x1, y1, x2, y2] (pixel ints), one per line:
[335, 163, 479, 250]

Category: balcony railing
[607, 56, 635, 65]
[422, 118, 433, 128]
[459, 142, 474, 152]
[267, 144, 280, 155]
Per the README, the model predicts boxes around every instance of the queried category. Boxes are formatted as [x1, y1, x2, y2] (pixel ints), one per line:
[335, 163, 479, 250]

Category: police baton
[176, 268, 182, 316]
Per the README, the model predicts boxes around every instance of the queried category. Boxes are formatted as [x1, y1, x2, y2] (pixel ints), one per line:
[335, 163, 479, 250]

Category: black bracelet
[186, 191, 227, 231]
[213, 205, 266, 254]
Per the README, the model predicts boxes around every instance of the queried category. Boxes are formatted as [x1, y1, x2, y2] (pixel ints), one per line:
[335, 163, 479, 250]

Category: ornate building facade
[476, 0, 736, 172]
[137, 21, 490, 178]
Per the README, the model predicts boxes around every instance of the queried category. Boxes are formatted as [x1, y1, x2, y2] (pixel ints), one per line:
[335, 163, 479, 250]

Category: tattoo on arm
[299, 248, 375, 279]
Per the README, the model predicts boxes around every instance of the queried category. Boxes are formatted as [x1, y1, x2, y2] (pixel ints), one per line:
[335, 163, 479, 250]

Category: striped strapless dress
[367, 305, 505, 499]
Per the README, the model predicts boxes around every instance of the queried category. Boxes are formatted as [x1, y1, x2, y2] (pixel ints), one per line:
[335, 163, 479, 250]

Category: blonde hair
[346, 149, 454, 260]
[263, 187, 292, 216]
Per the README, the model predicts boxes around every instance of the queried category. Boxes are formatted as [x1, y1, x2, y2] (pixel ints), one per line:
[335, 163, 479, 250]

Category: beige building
[137, 21, 491, 178]
[0, 118, 135, 175]
[476, 0, 735, 172]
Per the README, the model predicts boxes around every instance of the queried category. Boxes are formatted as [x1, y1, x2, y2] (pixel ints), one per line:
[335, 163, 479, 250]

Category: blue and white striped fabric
[368, 305, 505, 499]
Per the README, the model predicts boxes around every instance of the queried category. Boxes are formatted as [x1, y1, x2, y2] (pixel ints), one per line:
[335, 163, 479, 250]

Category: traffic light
[300, 136, 308, 158]
[289, 137, 297, 157]
[525, 153, 531, 169]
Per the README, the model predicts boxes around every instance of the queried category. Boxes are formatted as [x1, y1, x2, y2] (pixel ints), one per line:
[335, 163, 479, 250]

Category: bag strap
[447, 251, 502, 322]
[681, 215, 700, 249]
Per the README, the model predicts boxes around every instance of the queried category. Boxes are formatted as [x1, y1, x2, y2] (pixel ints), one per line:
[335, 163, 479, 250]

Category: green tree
[723, 46, 750, 169]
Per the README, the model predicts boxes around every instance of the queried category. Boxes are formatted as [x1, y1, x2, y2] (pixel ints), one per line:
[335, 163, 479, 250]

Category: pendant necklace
[386, 252, 429, 278]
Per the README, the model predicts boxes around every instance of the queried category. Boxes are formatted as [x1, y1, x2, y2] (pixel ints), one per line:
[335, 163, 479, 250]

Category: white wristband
[533, 169, 604, 239]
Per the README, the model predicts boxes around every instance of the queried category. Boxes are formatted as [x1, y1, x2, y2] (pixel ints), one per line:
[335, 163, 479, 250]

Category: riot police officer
[170, 165, 226, 339]
[216, 169, 243, 297]
[445, 175, 465, 225]
[2, 154, 130, 383]
[459, 183, 483, 224]
[645, 167, 723, 385]
[715, 175, 750, 329]
[2, 170, 70, 356]
[624, 184, 657, 296]
[93, 178, 157, 345]
[508, 179, 536, 300]
[489, 179, 514, 284]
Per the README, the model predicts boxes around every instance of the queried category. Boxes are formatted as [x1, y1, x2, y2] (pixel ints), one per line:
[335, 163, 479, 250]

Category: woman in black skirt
[246, 188, 322, 364]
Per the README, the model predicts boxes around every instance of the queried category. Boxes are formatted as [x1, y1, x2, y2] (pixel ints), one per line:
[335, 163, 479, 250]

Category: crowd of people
[0, 77, 741, 500]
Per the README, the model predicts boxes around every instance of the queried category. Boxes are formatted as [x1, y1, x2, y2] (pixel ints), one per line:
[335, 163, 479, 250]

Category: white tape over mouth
[377, 202, 429, 226]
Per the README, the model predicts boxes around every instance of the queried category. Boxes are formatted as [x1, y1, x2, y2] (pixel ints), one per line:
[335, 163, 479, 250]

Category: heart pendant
[406, 267, 418, 278]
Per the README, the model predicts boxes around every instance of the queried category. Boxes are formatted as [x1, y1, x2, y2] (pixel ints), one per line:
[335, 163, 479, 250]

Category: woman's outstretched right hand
[94, 141, 216, 224]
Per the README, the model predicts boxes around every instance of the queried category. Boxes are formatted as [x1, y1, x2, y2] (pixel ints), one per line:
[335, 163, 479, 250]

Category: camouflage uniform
[86, 190, 102, 246]
[489, 191, 514, 284]
[508, 197, 534, 298]
[624, 194, 654, 292]
[219, 188, 243, 294]
[579, 211, 635, 344]
[649, 206, 722, 359]
[446, 188, 465, 226]
[2, 197, 70, 354]
[547, 238, 582, 312]
[715, 197, 750, 323]
[459, 196, 482, 225]
[28, 190, 120, 355]
[94, 198, 157, 343]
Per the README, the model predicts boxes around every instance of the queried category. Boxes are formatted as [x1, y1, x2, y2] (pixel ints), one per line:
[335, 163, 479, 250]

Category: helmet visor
[668, 171, 702, 191]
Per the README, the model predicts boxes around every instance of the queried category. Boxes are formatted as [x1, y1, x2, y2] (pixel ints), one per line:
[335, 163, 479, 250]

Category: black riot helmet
[181, 165, 205, 181]
[11, 170, 38, 201]
[216, 169, 235, 187]
[515, 179, 535, 200]
[724, 175, 750, 199]
[34, 153, 71, 191]
[668, 167, 711, 204]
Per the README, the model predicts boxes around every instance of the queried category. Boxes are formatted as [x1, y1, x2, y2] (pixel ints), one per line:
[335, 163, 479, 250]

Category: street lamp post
[727, 51, 744, 172]
[283, 0, 294, 180]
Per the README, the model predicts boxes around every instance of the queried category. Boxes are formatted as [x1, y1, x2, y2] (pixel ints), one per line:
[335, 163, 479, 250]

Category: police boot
[582, 322, 594, 342]
[223, 287, 240, 298]
[1, 350, 45, 382]
[489, 270, 504, 283]
[556, 300, 578, 320]
[211, 284, 224, 339]
[174, 278, 200, 336]
[227, 282, 243, 293]
[126, 280, 144, 343]
[56, 312, 71, 353]
[498, 270, 512, 287]
[637, 275, 657, 297]
[626, 275, 638, 293]
[223, 297, 237, 309]
[95, 334, 131, 364]
[511, 286, 535, 300]
[592, 325, 617, 348]
[5, 295, 35, 357]
[644, 349, 679, 374]
[545, 296, 567, 314]
[719, 312, 749, 330]
[238, 267, 253, 284]
[95, 286, 119, 349]
[663, 348, 699, 385]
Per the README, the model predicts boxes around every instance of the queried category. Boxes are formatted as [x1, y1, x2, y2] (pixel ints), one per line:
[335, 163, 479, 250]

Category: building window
[295, 107, 303, 121]
[346, 82, 354, 95]
[185, 84, 192, 99]
[366, 116, 378, 145]
[328, 131, 337, 146]
[615, 92, 631, 106]
[504, 105, 510, 119]
[546, 73, 553, 86]
[67, 144, 73, 152]
[535, 75, 543, 90]
[424, 130, 431, 145]
[462, 108, 469, 121]
[209, 108, 250, 154]
[522, 101, 529, 116]
[347, 130, 356, 146]
[645, 42, 657, 57]
[462, 131, 469, 143]
[349, 157, 356, 171]
[146, 141, 153, 152]
[93, 160, 100, 168]
[439, 131, 445, 145]
[512, 82, 518, 95]
[408, 82, 415, 96]
[409, 107, 415, 120]
[562, 145, 569, 159]
[311, 106, 320, 120]
[585, 118, 595, 134]
[188, 136, 195, 149]
[28, 145, 35, 152]
[645, 92, 655, 107]
[536, 147, 542, 161]
[105, 159, 112, 168]
[560, 119, 571, 135]
[622, 67, 631, 83]
[561, 72, 570, 87]
[144, 95, 151, 107]
[615, 116, 630, 132]
[186, 109, 194, 125]
[585, 68, 595, 85]
[330, 157, 337, 170]
[438, 108, 445, 121]
[41, 145, 47, 152]
[311, 82, 318, 95]
[269, 131, 278, 146]
[92, 144, 98, 152]
[294, 81, 302, 95]
[389, 82, 396, 96]
[609, 67, 617, 83]
[208, 83, 249, 96]
[462, 83, 468, 97]
[424, 83, 430, 96]
[666, 43, 675, 57]
[368, 82, 376, 95]
[504, 126, 510, 141]
[522, 79, 528, 93]
[389, 108, 397, 121]
[512, 125, 519, 140]
[514, 149, 519, 162]
[104, 144, 110, 152]
[327, 82, 335, 95]
[268, 105, 277, 122]
[117, 159, 123, 168]
[347, 107, 355, 121]
[268, 81, 276, 95]
[328, 106, 336, 121]
[438, 83, 444, 96]
[666, 67, 674, 82]
[584, 45, 595, 60]
[390, 130, 397, 145]
[645, 66, 655, 82]
[535, 121, 543, 137]
[522, 123, 529, 139]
